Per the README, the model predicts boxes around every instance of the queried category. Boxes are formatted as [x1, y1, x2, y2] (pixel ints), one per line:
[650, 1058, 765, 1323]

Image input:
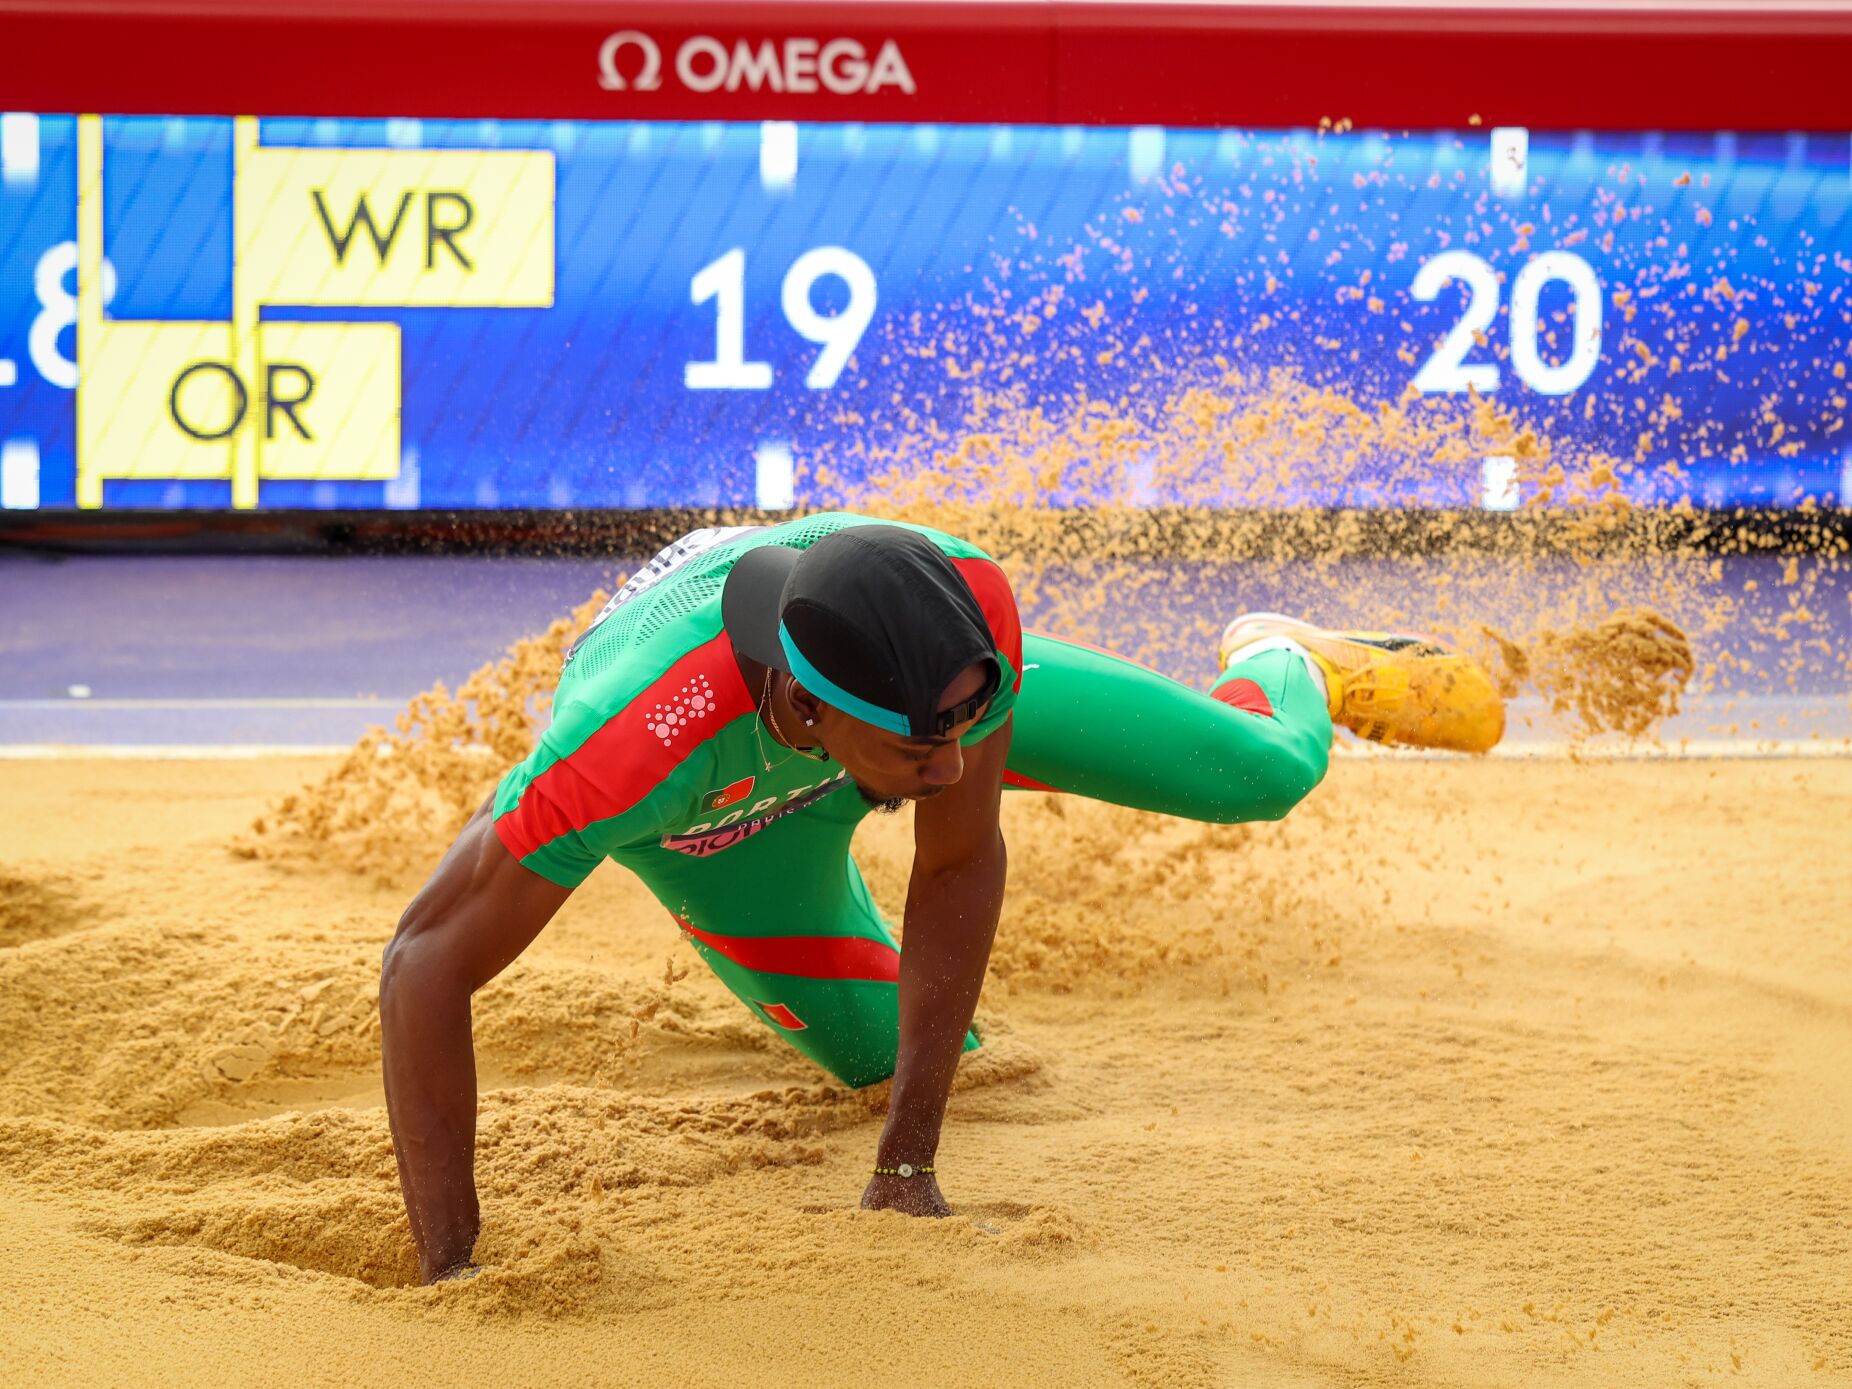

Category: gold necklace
[754, 670, 799, 772]
[758, 670, 828, 768]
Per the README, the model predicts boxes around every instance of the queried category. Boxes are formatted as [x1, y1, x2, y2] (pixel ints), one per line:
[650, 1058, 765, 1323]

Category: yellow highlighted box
[237, 147, 555, 308]
[76, 319, 401, 501]
[75, 116, 553, 507]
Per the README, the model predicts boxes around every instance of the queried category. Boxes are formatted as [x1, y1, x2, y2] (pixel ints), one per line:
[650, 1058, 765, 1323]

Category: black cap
[722, 526, 1001, 738]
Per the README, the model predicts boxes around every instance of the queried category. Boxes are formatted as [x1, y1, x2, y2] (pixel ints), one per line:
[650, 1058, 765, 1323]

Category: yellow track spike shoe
[1218, 612, 1506, 754]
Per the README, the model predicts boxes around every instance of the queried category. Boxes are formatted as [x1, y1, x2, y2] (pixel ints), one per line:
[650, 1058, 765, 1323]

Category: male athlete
[380, 513, 1503, 1283]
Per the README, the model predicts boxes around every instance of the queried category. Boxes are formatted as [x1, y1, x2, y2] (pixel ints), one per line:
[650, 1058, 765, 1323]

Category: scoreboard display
[1, 5, 1848, 514]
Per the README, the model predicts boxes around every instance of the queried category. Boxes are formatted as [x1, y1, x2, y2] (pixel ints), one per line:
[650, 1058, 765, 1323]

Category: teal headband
[778, 621, 912, 735]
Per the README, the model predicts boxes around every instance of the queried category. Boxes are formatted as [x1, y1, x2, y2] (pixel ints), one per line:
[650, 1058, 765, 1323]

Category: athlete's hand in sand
[860, 1171, 952, 1218]
[381, 796, 576, 1287]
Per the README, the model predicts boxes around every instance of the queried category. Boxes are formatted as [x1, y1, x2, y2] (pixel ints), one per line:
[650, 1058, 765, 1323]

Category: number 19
[685, 247, 877, 391]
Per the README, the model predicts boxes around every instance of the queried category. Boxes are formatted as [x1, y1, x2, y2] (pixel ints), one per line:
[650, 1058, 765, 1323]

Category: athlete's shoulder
[494, 630, 756, 874]
[561, 526, 761, 696]
[552, 631, 752, 750]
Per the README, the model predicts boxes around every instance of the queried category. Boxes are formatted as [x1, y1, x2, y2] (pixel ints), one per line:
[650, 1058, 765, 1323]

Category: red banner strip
[3, 3, 1848, 131]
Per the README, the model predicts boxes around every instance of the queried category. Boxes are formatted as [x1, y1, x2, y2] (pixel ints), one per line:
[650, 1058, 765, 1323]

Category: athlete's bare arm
[380, 797, 574, 1284]
[863, 715, 1013, 1217]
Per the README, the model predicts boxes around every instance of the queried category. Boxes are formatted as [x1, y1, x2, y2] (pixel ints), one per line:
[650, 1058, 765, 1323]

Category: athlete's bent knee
[1198, 738, 1328, 824]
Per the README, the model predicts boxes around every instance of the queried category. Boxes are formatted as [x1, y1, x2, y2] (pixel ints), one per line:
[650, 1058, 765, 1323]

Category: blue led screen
[0, 115, 1846, 511]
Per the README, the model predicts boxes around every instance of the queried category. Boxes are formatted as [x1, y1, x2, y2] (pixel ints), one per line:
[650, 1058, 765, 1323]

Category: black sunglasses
[926, 664, 1002, 736]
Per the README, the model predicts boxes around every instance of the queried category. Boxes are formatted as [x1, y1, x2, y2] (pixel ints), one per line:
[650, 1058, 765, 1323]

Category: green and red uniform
[495, 513, 1330, 1087]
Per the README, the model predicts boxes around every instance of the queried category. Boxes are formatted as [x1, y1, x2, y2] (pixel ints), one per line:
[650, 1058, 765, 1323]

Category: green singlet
[494, 513, 1331, 1087]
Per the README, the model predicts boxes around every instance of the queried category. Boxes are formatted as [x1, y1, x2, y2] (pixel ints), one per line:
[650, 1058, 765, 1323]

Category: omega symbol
[598, 31, 663, 91]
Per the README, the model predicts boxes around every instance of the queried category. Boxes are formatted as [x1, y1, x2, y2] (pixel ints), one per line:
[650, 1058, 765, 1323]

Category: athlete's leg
[1003, 632, 1332, 823]
[627, 788, 976, 1089]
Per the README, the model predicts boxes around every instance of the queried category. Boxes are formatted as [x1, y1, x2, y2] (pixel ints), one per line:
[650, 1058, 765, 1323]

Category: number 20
[1411, 250, 1603, 397]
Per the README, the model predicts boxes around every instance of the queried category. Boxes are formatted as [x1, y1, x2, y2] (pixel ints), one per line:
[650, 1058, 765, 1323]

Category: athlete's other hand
[861, 1172, 951, 1218]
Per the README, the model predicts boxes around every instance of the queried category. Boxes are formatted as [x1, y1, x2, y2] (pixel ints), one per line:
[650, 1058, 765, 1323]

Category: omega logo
[597, 31, 663, 91]
[598, 32, 916, 97]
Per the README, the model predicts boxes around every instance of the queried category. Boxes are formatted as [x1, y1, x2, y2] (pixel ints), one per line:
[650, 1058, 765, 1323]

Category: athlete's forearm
[379, 939, 482, 1282]
[879, 834, 1007, 1166]
[377, 804, 574, 1282]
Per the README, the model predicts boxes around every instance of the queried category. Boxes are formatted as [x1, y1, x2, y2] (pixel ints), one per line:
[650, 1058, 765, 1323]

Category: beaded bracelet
[871, 1163, 935, 1178]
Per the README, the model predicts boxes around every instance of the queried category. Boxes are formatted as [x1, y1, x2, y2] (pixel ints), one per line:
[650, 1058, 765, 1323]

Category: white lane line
[3, 740, 1847, 763]
[1128, 125, 1164, 181]
[0, 744, 349, 759]
[1491, 125, 1529, 196]
[1, 437, 39, 509]
[754, 439, 795, 510]
[759, 120, 797, 190]
[1337, 738, 1852, 762]
[1, 112, 39, 188]
[0, 697, 403, 710]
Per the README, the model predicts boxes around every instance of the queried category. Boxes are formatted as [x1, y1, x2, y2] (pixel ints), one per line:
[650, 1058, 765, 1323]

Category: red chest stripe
[950, 557, 1024, 693]
[496, 633, 752, 863]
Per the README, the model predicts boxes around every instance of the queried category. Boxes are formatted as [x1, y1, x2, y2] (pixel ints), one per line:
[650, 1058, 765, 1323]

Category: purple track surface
[1, 551, 1847, 748]
[0, 554, 621, 746]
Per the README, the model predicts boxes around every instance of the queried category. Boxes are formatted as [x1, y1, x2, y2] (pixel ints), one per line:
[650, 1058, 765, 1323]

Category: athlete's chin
[852, 781, 944, 812]
[853, 781, 907, 813]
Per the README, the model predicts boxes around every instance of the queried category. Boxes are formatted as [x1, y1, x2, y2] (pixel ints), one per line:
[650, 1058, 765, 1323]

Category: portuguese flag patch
[700, 775, 756, 813]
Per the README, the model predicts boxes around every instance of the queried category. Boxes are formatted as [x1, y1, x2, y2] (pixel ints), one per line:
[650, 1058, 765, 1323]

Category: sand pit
[4, 751, 1850, 1386]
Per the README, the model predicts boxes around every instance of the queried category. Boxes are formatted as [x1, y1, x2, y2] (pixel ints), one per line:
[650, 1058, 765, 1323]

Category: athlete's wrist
[875, 1112, 942, 1170]
[874, 1149, 938, 1174]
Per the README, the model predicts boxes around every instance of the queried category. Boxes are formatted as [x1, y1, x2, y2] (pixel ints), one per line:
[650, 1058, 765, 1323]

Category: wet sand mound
[237, 591, 611, 882]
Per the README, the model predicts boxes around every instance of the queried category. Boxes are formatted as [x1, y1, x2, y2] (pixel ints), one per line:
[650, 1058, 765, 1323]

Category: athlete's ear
[786, 678, 825, 728]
